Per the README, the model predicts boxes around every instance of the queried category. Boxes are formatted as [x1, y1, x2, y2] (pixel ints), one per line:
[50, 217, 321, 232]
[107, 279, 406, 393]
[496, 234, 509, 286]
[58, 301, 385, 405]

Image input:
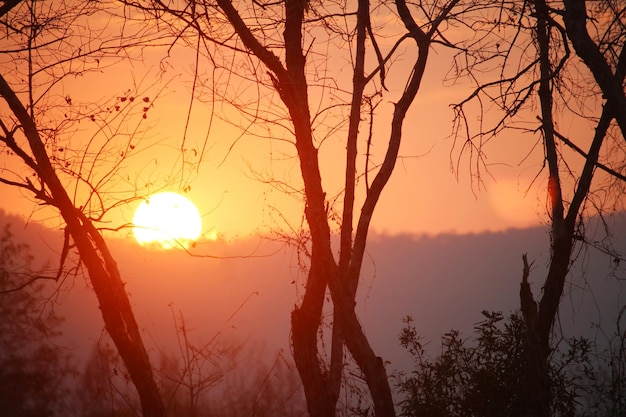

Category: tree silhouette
[0, 2, 170, 415]
[122, 0, 485, 414]
[0, 224, 73, 417]
[450, 1, 626, 415]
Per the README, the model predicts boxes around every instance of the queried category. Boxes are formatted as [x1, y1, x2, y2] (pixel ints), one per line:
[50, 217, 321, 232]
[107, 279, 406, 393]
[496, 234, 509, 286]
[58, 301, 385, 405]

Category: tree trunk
[519, 2, 622, 415]
[0, 75, 166, 417]
[331, 279, 395, 417]
[213, 1, 452, 415]
[519, 2, 568, 415]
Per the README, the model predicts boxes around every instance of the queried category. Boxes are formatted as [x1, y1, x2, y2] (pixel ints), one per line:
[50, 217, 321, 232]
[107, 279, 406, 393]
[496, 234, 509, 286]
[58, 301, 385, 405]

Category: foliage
[396, 311, 593, 417]
[0, 224, 73, 417]
[577, 307, 626, 417]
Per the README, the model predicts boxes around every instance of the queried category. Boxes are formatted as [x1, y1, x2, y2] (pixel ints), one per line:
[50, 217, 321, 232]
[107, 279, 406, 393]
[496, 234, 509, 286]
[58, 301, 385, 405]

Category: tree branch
[563, 0, 626, 137]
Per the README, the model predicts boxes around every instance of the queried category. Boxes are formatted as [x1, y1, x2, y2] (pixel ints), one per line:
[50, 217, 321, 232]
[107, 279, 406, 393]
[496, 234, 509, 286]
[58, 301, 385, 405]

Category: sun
[489, 179, 538, 228]
[132, 192, 202, 249]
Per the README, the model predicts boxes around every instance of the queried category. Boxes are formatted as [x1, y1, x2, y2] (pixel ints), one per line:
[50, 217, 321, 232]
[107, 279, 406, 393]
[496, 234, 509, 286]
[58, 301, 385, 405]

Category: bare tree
[0, 1, 176, 415]
[121, 0, 482, 415]
[451, 1, 626, 416]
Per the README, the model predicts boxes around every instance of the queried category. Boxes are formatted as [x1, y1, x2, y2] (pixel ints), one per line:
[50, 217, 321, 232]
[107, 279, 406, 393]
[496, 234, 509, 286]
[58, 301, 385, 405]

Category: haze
[3, 210, 624, 371]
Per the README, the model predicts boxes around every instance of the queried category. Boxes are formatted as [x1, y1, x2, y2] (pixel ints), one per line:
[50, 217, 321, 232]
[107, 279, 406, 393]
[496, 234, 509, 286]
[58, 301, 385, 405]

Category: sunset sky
[3, 3, 626, 415]
[0, 32, 553, 243]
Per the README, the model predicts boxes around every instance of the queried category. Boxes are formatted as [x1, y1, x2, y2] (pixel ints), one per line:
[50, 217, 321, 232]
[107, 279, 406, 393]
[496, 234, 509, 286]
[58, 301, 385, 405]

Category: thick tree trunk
[520, 236, 573, 417]
[519, 2, 623, 414]
[214, 1, 341, 414]
[290, 229, 337, 417]
[520, 2, 568, 415]
[519, 255, 546, 417]
[76, 218, 166, 417]
[331, 280, 395, 417]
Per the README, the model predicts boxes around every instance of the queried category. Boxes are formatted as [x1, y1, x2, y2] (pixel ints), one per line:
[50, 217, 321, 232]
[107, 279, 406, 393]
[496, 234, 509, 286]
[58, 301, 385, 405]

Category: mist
[3, 210, 624, 377]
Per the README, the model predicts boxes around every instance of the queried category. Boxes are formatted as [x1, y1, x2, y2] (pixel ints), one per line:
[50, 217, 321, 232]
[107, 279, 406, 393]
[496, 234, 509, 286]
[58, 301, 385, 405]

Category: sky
[0, 51, 549, 241]
[0, 1, 562, 242]
[1, 0, 621, 334]
[2, 3, 626, 413]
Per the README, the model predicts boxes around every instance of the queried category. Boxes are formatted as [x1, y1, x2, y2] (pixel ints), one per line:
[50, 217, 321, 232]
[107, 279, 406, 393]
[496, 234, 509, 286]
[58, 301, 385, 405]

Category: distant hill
[361, 225, 625, 369]
[1, 209, 624, 373]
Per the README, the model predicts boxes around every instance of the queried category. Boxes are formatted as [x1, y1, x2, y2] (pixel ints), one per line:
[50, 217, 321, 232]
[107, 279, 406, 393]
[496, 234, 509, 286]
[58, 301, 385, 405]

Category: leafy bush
[396, 311, 592, 417]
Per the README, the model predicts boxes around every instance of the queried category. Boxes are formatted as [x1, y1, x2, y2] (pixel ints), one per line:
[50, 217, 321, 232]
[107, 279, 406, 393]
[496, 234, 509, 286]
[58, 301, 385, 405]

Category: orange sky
[2, 3, 603, 242]
[0, 53, 551, 242]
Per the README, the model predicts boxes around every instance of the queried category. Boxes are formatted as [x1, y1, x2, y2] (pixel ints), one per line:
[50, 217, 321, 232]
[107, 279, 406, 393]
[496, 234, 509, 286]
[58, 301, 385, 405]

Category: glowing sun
[132, 192, 202, 249]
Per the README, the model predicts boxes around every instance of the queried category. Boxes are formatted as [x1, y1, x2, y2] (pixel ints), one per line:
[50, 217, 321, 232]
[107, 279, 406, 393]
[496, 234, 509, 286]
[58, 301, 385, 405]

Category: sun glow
[489, 179, 539, 228]
[132, 192, 202, 249]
